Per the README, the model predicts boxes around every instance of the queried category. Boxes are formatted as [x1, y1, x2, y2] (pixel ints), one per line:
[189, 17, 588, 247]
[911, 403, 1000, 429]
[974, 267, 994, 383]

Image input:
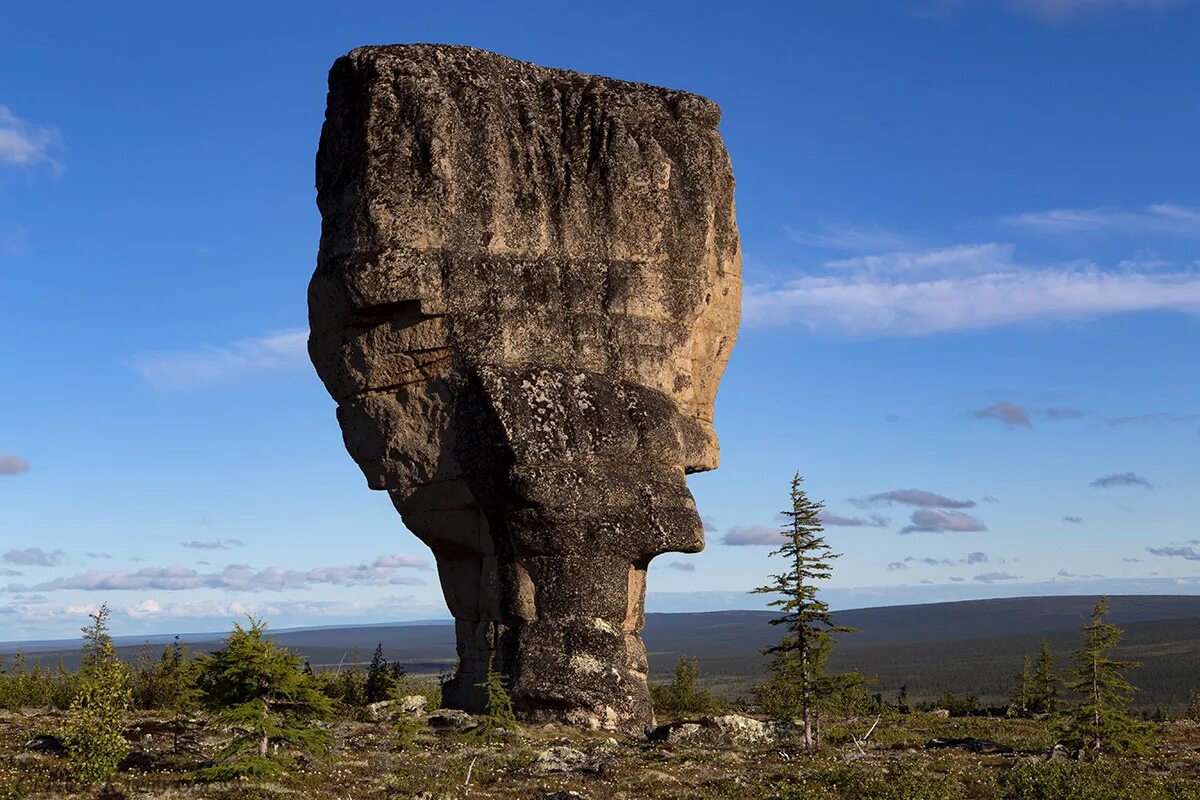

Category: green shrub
[0, 652, 78, 710]
[317, 653, 368, 710]
[652, 654, 722, 717]
[194, 617, 333, 781]
[1001, 761, 1200, 800]
[936, 690, 981, 716]
[62, 604, 132, 784]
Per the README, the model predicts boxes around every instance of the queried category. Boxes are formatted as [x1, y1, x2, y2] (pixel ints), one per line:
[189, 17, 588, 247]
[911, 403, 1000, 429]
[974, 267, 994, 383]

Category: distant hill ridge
[6, 595, 1200, 708]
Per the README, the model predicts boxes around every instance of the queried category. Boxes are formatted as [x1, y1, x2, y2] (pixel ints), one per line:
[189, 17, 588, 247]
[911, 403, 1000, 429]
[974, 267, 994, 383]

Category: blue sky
[2, 0, 1198, 639]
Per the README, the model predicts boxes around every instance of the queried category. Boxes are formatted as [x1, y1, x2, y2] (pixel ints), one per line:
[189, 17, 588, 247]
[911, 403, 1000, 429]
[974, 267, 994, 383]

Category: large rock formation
[308, 44, 741, 731]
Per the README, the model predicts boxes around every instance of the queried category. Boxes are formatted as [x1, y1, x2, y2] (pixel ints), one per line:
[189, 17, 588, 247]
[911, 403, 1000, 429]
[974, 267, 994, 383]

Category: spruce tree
[1010, 655, 1033, 717]
[1029, 639, 1061, 715]
[1062, 597, 1147, 757]
[63, 603, 132, 784]
[365, 643, 395, 704]
[752, 473, 854, 750]
[195, 618, 334, 779]
[471, 651, 518, 740]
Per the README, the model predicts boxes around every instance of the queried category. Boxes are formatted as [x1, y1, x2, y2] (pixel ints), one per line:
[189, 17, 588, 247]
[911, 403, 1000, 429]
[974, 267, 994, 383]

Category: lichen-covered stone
[309, 43, 741, 731]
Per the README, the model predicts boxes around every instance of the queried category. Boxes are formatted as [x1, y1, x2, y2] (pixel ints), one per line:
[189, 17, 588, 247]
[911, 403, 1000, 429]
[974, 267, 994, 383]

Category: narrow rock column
[308, 44, 741, 730]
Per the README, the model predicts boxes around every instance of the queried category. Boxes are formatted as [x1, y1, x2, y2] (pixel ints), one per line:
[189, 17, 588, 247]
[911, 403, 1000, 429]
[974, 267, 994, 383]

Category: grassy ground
[2, 708, 1200, 799]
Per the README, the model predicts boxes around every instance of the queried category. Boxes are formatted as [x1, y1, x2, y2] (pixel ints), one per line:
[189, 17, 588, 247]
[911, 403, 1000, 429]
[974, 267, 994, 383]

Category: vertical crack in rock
[309, 44, 741, 731]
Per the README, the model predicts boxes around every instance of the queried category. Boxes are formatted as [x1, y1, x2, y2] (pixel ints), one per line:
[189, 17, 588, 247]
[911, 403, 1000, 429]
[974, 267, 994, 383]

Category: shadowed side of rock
[309, 43, 741, 731]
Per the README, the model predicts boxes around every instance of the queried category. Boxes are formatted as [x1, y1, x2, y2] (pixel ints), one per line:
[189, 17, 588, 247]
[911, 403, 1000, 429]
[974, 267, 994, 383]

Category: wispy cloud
[1090, 472, 1152, 489]
[786, 222, 916, 253]
[1055, 568, 1104, 580]
[1005, 203, 1200, 235]
[665, 561, 696, 572]
[853, 489, 975, 509]
[1063, 515, 1084, 524]
[820, 512, 890, 528]
[3, 548, 64, 567]
[974, 571, 1021, 584]
[744, 242, 1200, 336]
[132, 329, 310, 391]
[0, 455, 29, 476]
[6, 553, 430, 594]
[0, 106, 63, 171]
[973, 401, 1031, 428]
[181, 539, 245, 550]
[901, 551, 990, 567]
[1105, 412, 1200, 426]
[900, 509, 988, 534]
[721, 525, 783, 546]
[1146, 545, 1200, 561]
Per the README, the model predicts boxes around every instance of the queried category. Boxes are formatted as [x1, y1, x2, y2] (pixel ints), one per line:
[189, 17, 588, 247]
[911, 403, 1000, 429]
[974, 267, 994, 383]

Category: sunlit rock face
[309, 44, 741, 730]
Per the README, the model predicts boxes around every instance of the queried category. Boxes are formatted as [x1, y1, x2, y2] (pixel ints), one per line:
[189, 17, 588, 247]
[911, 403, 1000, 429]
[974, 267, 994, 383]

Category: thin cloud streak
[1004, 203, 1200, 236]
[132, 329, 310, 391]
[5, 553, 430, 593]
[1146, 545, 1200, 561]
[722, 525, 783, 546]
[1090, 472, 1152, 489]
[900, 509, 988, 534]
[744, 242, 1200, 336]
[973, 401, 1032, 428]
[853, 489, 976, 509]
[3, 548, 65, 567]
[0, 455, 29, 475]
[820, 512, 890, 528]
[0, 106, 63, 171]
[181, 539, 245, 550]
[786, 222, 916, 253]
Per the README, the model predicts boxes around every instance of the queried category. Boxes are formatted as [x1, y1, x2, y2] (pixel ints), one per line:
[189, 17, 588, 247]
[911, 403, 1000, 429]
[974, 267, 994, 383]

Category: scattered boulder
[398, 695, 428, 714]
[365, 700, 393, 721]
[929, 708, 951, 719]
[427, 709, 476, 730]
[532, 745, 610, 775]
[925, 737, 1013, 755]
[649, 714, 783, 747]
[25, 733, 66, 754]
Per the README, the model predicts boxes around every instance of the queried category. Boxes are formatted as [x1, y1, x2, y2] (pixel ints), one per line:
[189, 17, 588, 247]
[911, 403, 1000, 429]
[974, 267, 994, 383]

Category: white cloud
[786, 222, 916, 253]
[3, 547, 64, 567]
[745, 243, 1200, 336]
[972, 401, 1032, 428]
[1005, 0, 1185, 23]
[721, 525, 784, 546]
[5, 553, 430, 593]
[853, 489, 976, 509]
[181, 539, 245, 550]
[1004, 203, 1200, 237]
[973, 571, 1021, 584]
[901, 509, 988, 534]
[0, 107, 63, 171]
[132, 329, 310, 391]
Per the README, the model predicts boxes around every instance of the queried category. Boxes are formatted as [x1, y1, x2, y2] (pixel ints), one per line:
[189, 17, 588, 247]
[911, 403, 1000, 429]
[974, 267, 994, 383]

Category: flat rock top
[339, 43, 722, 124]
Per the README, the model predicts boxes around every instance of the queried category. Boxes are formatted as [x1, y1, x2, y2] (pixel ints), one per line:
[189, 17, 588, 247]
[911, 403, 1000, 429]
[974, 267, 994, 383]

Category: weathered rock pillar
[308, 44, 741, 731]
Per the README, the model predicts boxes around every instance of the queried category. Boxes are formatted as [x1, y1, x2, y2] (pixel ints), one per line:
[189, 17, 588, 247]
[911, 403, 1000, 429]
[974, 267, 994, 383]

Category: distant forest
[5, 595, 1199, 712]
